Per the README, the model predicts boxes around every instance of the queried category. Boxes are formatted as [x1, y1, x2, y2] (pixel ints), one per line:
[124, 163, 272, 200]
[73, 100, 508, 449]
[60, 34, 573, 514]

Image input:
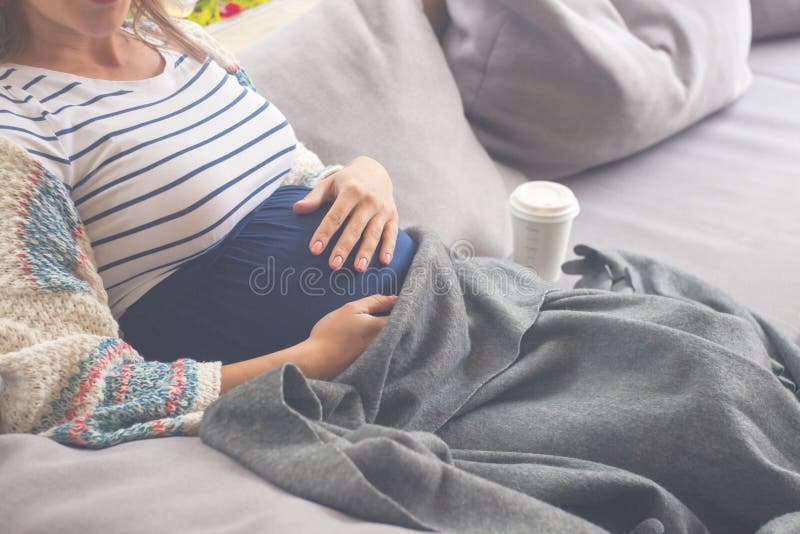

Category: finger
[349, 294, 398, 315]
[353, 217, 387, 272]
[365, 315, 390, 332]
[293, 179, 334, 215]
[308, 191, 359, 257]
[378, 218, 398, 265]
[328, 205, 376, 270]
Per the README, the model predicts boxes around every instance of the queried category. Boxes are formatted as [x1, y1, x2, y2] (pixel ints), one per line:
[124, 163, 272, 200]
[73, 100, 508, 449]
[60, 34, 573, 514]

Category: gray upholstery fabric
[0, 433, 417, 534]
[236, 0, 513, 258]
[442, 0, 753, 180]
[557, 66, 800, 340]
[496, 39, 800, 340]
[751, 0, 800, 40]
[749, 34, 800, 80]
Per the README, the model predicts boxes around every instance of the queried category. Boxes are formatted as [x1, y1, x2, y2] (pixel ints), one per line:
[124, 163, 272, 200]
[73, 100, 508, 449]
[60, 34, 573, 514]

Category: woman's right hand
[302, 293, 398, 380]
[219, 294, 397, 394]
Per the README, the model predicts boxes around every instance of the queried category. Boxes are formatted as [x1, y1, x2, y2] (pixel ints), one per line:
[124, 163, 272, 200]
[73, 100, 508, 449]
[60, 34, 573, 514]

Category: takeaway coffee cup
[510, 181, 580, 282]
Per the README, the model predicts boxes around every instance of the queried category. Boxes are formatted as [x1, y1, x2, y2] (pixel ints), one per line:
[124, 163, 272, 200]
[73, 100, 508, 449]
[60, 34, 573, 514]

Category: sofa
[1, 0, 798, 532]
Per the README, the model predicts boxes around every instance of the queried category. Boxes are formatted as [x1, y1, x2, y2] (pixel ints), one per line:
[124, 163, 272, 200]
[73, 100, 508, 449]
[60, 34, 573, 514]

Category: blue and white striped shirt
[0, 45, 298, 317]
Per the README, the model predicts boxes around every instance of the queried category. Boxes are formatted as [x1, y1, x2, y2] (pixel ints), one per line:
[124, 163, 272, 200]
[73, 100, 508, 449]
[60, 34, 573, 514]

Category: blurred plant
[187, 0, 220, 25]
[219, 2, 241, 17]
[235, 0, 272, 8]
[187, 0, 271, 26]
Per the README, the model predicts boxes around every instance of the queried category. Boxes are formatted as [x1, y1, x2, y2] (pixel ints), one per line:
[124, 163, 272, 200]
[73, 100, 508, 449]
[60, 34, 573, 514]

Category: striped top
[0, 36, 298, 318]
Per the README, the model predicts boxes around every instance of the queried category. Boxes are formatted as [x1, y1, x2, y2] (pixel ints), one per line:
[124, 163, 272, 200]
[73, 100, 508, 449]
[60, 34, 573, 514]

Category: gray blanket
[200, 227, 800, 534]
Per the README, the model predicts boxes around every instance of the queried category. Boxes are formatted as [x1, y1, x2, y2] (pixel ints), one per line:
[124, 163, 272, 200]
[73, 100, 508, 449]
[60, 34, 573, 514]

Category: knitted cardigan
[0, 20, 340, 449]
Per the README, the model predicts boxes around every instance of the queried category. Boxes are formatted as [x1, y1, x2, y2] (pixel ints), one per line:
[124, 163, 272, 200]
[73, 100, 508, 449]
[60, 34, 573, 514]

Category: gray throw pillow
[236, 0, 513, 257]
[751, 0, 800, 40]
[442, 0, 753, 180]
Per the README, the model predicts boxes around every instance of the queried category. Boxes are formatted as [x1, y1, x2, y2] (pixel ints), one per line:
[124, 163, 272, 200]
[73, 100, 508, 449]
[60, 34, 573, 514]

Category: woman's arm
[0, 136, 222, 448]
[220, 294, 397, 393]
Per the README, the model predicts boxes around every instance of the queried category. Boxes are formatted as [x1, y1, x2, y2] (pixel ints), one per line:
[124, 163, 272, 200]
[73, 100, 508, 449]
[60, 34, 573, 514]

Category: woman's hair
[0, 0, 207, 62]
[0, 1, 24, 60]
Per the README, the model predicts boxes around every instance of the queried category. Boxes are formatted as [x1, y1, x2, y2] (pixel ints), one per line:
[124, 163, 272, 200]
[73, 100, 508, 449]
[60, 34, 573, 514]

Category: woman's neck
[10, 20, 128, 71]
[6, 0, 164, 81]
[8, 18, 164, 82]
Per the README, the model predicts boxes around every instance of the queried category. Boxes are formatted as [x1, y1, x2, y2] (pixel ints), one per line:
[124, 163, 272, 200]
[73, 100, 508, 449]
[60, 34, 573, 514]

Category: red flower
[220, 2, 242, 18]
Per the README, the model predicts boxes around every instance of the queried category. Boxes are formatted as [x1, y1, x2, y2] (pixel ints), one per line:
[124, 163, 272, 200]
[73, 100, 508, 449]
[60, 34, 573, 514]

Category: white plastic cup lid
[510, 181, 580, 223]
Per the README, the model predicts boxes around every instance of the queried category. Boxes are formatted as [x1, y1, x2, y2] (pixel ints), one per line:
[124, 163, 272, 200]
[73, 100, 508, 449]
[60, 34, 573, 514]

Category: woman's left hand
[293, 156, 399, 272]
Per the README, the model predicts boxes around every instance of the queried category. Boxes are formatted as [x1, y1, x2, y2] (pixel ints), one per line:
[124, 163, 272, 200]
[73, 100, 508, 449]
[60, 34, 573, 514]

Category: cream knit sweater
[0, 20, 339, 448]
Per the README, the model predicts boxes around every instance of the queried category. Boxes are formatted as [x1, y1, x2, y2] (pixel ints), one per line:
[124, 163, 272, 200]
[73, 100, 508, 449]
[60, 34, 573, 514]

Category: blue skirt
[119, 185, 417, 365]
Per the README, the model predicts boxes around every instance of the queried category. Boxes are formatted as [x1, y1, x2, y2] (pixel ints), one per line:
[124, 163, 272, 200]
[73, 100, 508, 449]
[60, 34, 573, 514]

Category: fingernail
[311, 241, 324, 254]
[383, 252, 392, 264]
[332, 255, 343, 269]
[356, 257, 368, 271]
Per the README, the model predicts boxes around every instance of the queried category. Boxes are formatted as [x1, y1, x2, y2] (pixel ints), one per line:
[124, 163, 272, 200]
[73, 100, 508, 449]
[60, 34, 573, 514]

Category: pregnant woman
[0, 0, 419, 444]
[3, 1, 800, 530]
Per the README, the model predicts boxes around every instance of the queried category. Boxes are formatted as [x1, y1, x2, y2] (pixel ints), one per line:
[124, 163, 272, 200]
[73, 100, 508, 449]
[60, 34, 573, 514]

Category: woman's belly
[119, 185, 417, 364]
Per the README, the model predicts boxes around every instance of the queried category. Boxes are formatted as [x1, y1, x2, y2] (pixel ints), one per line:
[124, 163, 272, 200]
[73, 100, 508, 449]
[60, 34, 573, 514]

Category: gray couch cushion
[443, 0, 753, 181]
[751, 0, 800, 40]
[236, 0, 513, 257]
[749, 34, 800, 81]
[0, 433, 415, 534]
[558, 47, 800, 339]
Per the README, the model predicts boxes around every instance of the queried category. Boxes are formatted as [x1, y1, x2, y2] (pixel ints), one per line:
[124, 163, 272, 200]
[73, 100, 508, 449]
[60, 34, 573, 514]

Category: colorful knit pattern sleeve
[0, 136, 221, 449]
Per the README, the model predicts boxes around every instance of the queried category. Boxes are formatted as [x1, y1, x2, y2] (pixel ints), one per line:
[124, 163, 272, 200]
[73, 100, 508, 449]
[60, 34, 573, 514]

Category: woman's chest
[53, 61, 291, 192]
[37, 60, 298, 247]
